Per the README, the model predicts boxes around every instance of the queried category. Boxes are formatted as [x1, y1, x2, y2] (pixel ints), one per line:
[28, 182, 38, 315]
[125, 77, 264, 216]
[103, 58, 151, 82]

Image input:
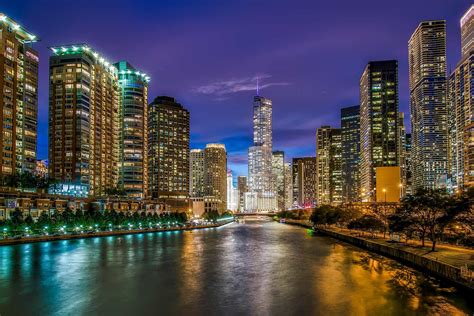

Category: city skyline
[1, 1, 468, 177]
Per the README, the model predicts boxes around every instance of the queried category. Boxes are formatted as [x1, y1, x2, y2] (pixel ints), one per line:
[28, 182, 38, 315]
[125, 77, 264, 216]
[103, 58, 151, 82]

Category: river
[0, 220, 472, 315]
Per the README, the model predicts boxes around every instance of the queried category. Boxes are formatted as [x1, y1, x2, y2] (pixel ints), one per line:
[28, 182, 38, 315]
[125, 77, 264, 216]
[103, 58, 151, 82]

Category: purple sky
[3, 0, 469, 176]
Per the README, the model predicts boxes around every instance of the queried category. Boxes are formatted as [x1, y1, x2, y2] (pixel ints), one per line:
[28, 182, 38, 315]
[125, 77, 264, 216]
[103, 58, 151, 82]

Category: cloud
[192, 74, 290, 96]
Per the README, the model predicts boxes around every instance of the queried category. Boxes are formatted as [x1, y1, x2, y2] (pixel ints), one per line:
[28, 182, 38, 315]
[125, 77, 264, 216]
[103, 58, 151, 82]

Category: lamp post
[382, 188, 387, 203]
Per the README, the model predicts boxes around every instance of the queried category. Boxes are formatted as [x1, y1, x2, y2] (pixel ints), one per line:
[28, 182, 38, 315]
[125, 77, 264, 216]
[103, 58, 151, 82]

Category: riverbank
[0, 220, 234, 246]
[277, 219, 474, 292]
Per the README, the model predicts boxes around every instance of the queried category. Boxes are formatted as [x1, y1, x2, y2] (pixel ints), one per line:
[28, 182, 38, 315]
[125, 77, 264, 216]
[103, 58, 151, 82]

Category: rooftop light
[12, 24, 20, 30]
[0, 15, 6, 22]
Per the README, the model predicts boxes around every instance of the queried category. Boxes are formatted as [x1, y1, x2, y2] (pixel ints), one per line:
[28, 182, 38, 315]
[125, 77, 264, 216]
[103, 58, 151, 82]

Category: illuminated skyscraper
[148, 96, 189, 210]
[409, 20, 448, 190]
[226, 170, 239, 212]
[115, 61, 150, 198]
[360, 60, 399, 201]
[237, 176, 248, 212]
[49, 44, 119, 197]
[204, 144, 227, 212]
[292, 157, 316, 207]
[316, 127, 342, 205]
[0, 14, 38, 175]
[272, 150, 285, 211]
[190, 149, 205, 197]
[398, 112, 407, 197]
[449, 6, 474, 189]
[284, 162, 293, 209]
[248, 96, 273, 193]
[341, 106, 360, 203]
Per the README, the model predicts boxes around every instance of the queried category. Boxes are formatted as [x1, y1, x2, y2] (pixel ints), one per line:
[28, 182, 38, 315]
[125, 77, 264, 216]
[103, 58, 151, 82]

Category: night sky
[2, 0, 469, 176]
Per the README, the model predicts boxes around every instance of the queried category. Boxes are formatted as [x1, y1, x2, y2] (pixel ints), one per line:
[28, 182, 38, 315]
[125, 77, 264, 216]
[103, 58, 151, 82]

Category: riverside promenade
[279, 219, 474, 291]
[0, 220, 234, 246]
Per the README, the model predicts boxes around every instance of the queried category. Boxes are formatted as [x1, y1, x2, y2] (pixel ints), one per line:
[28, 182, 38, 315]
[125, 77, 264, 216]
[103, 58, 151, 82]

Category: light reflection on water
[0, 222, 471, 315]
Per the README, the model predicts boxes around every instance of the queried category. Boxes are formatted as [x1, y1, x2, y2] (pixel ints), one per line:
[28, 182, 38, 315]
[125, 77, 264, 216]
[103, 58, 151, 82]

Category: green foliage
[348, 215, 385, 231]
[310, 205, 360, 226]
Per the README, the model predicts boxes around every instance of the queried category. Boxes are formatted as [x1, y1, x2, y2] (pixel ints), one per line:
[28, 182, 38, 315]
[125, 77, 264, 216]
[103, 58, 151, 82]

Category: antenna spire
[256, 76, 259, 96]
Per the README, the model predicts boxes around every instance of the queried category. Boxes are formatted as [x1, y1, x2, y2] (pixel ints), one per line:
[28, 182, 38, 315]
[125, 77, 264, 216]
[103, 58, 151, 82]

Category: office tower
[405, 133, 413, 195]
[0, 14, 38, 175]
[316, 127, 342, 205]
[148, 96, 190, 210]
[465, 124, 474, 187]
[398, 112, 407, 197]
[449, 6, 474, 189]
[204, 144, 227, 212]
[272, 150, 285, 211]
[190, 149, 205, 197]
[284, 162, 293, 209]
[360, 60, 399, 201]
[49, 44, 119, 197]
[237, 176, 248, 212]
[248, 96, 273, 193]
[461, 5, 474, 58]
[341, 106, 360, 203]
[409, 21, 448, 190]
[115, 61, 150, 198]
[292, 157, 317, 207]
[226, 170, 239, 211]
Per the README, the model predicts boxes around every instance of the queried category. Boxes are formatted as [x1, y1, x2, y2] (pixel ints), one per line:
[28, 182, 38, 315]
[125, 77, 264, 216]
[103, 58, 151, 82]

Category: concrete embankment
[317, 228, 474, 292]
[0, 220, 234, 246]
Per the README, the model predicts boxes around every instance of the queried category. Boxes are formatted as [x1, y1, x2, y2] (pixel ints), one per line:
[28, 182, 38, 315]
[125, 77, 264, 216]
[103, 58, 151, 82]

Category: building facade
[360, 60, 399, 201]
[409, 20, 448, 190]
[49, 44, 119, 197]
[340, 106, 360, 203]
[190, 149, 205, 197]
[148, 96, 190, 211]
[272, 150, 285, 211]
[292, 157, 317, 208]
[0, 14, 38, 176]
[237, 176, 248, 212]
[284, 162, 293, 209]
[316, 127, 342, 205]
[449, 6, 474, 190]
[115, 61, 150, 198]
[204, 144, 227, 212]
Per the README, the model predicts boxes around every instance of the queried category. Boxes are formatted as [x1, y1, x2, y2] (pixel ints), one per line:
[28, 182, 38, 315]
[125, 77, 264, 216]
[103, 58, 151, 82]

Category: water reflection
[0, 222, 471, 315]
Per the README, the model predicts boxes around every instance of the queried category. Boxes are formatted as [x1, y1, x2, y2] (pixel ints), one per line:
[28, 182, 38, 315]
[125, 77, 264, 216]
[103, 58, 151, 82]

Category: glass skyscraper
[341, 106, 360, 203]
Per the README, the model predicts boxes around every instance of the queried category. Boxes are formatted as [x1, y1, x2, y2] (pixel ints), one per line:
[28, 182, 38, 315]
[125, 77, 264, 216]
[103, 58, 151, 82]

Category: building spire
[256, 76, 259, 96]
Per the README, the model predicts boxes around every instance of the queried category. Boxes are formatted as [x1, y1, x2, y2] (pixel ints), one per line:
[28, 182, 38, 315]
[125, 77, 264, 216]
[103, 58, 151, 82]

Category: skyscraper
[272, 150, 285, 211]
[204, 144, 227, 212]
[341, 106, 360, 203]
[237, 176, 248, 212]
[449, 6, 474, 189]
[148, 96, 190, 211]
[0, 14, 38, 175]
[190, 149, 205, 197]
[316, 127, 342, 205]
[360, 60, 399, 201]
[226, 170, 239, 212]
[405, 133, 413, 195]
[409, 20, 448, 190]
[284, 162, 293, 209]
[292, 157, 317, 207]
[248, 96, 273, 193]
[115, 61, 150, 198]
[49, 44, 119, 197]
[398, 112, 407, 197]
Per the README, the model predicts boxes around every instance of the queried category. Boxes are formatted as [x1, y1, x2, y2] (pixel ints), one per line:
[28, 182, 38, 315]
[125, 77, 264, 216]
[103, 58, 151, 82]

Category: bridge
[233, 212, 276, 217]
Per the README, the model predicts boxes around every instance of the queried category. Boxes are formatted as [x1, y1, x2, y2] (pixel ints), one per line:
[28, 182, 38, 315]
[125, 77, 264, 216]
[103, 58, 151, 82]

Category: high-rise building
[341, 106, 360, 203]
[247, 95, 276, 211]
[284, 162, 293, 209]
[449, 6, 474, 190]
[0, 14, 38, 176]
[464, 123, 474, 187]
[148, 96, 190, 211]
[316, 127, 342, 205]
[292, 157, 317, 207]
[398, 112, 407, 197]
[360, 60, 399, 201]
[405, 133, 413, 195]
[49, 44, 119, 197]
[226, 170, 239, 212]
[272, 150, 285, 211]
[409, 21, 448, 190]
[204, 144, 227, 212]
[115, 61, 150, 198]
[237, 176, 248, 212]
[248, 96, 273, 193]
[461, 5, 474, 59]
[190, 149, 205, 197]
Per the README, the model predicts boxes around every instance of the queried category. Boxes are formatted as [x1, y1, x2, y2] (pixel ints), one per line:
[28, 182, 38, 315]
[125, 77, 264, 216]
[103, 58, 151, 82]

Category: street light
[382, 188, 387, 203]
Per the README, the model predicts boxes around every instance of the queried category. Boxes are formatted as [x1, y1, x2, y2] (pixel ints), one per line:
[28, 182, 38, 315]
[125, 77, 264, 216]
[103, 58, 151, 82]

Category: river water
[0, 220, 472, 315]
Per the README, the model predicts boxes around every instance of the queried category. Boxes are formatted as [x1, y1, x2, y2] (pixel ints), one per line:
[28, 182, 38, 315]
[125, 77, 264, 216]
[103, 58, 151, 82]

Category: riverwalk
[279, 219, 474, 291]
[0, 220, 234, 246]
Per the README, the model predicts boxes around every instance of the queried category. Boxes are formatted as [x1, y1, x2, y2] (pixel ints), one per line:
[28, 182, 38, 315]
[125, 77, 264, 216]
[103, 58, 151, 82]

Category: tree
[368, 202, 396, 238]
[348, 215, 385, 237]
